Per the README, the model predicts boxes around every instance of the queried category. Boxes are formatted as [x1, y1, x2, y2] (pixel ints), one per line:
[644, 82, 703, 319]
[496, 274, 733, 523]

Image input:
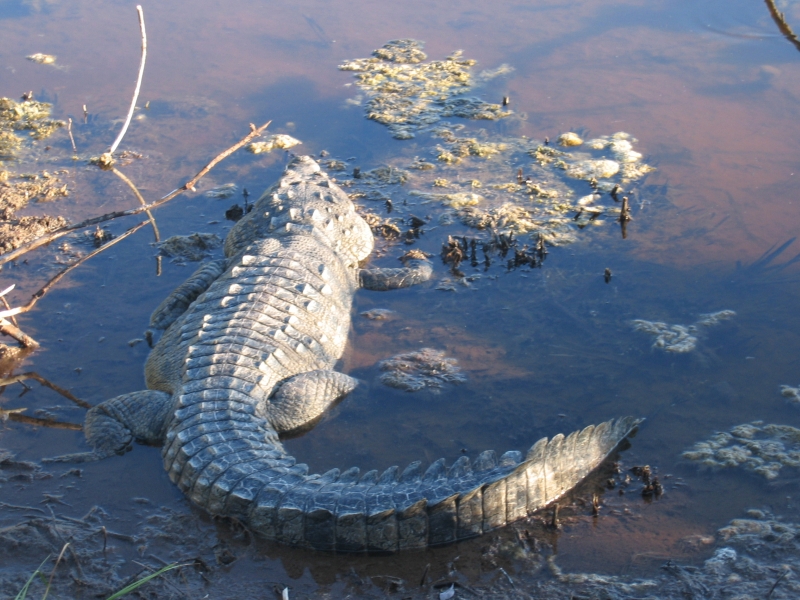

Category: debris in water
[557, 132, 583, 147]
[682, 421, 800, 479]
[0, 97, 64, 159]
[781, 384, 800, 405]
[26, 53, 57, 65]
[246, 133, 301, 154]
[632, 310, 735, 353]
[339, 42, 656, 278]
[378, 348, 466, 392]
[439, 583, 455, 600]
[360, 308, 394, 320]
[155, 232, 222, 262]
[204, 183, 237, 199]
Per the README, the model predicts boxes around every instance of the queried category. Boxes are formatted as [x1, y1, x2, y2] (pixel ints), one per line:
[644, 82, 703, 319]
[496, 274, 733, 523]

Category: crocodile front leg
[150, 259, 228, 330]
[46, 390, 173, 463]
[265, 370, 358, 434]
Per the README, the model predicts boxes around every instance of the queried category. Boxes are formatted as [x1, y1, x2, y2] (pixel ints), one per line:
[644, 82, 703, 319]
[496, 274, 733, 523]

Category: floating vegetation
[337, 41, 657, 281]
[411, 190, 482, 208]
[0, 97, 64, 159]
[358, 210, 403, 240]
[557, 132, 583, 147]
[246, 133, 301, 154]
[682, 421, 800, 480]
[564, 158, 620, 180]
[433, 128, 507, 164]
[378, 348, 466, 392]
[155, 232, 222, 262]
[26, 53, 57, 65]
[321, 158, 347, 171]
[360, 308, 394, 320]
[360, 165, 410, 186]
[632, 310, 736, 353]
[781, 384, 800, 405]
[339, 39, 511, 139]
[0, 215, 67, 255]
[0, 170, 70, 254]
[204, 183, 237, 199]
[441, 231, 547, 276]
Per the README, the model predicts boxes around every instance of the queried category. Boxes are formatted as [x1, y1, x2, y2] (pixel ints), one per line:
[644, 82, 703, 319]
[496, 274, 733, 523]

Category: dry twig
[0, 371, 91, 408]
[67, 118, 77, 153]
[0, 318, 39, 349]
[111, 167, 160, 241]
[4, 412, 83, 430]
[0, 121, 271, 266]
[0, 284, 19, 327]
[108, 5, 147, 155]
[764, 0, 800, 52]
[0, 220, 149, 323]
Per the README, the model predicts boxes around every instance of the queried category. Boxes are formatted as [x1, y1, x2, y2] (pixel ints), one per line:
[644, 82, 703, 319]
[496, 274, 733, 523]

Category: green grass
[15, 559, 184, 600]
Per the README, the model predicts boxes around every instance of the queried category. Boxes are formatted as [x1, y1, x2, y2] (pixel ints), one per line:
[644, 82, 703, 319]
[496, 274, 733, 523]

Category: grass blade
[105, 563, 184, 600]
[14, 555, 51, 600]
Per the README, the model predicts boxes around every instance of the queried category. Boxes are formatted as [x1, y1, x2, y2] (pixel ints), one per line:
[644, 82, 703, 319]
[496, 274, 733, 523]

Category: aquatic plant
[378, 347, 466, 392]
[683, 421, 800, 479]
[340, 39, 511, 139]
[632, 310, 736, 353]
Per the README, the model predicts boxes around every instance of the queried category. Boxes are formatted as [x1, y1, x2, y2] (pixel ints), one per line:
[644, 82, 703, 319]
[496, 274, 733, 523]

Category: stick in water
[0, 121, 271, 266]
[108, 5, 147, 155]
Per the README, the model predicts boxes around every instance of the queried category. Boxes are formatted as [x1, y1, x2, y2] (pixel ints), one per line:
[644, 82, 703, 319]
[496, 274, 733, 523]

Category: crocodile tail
[176, 416, 640, 552]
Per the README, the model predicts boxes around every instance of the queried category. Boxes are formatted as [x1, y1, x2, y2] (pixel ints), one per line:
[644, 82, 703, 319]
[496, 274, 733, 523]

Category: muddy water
[2, 0, 800, 597]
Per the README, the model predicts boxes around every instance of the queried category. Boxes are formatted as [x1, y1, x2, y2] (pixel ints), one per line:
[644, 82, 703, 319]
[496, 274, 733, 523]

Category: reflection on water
[2, 0, 800, 596]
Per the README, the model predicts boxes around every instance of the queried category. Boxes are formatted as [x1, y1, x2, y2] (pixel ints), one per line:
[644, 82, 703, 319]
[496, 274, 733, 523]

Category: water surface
[1, 0, 800, 596]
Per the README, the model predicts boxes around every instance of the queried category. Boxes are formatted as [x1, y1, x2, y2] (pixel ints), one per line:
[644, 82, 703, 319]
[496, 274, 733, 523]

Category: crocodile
[74, 155, 641, 552]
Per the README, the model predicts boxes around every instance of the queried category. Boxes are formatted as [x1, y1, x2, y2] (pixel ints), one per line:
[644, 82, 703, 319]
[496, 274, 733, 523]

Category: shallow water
[2, 0, 800, 597]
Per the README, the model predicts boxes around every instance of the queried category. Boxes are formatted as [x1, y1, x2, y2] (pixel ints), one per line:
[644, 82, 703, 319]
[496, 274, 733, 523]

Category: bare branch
[4, 412, 83, 431]
[0, 318, 39, 348]
[764, 0, 800, 52]
[0, 220, 149, 323]
[108, 5, 147, 154]
[0, 121, 271, 266]
[111, 167, 160, 242]
[0, 371, 91, 409]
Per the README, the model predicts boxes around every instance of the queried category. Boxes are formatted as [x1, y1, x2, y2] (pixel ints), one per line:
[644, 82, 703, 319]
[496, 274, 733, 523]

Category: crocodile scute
[76, 155, 641, 552]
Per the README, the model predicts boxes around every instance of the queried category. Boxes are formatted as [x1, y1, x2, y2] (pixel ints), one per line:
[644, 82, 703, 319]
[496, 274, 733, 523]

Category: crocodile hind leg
[265, 370, 358, 434]
[45, 390, 173, 462]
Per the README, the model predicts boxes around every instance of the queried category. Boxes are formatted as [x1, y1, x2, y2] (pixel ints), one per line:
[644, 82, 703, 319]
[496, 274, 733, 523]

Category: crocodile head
[224, 155, 374, 268]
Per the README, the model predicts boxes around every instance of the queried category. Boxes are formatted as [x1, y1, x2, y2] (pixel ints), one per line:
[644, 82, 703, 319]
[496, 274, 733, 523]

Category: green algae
[339, 40, 512, 139]
[632, 310, 736, 353]
[337, 41, 657, 264]
[246, 133, 301, 154]
[683, 421, 800, 480]
[0, 98, 64, 159]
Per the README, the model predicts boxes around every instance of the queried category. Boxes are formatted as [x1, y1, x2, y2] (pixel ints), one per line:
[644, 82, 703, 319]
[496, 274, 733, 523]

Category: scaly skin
[73, 156, 641, 552]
